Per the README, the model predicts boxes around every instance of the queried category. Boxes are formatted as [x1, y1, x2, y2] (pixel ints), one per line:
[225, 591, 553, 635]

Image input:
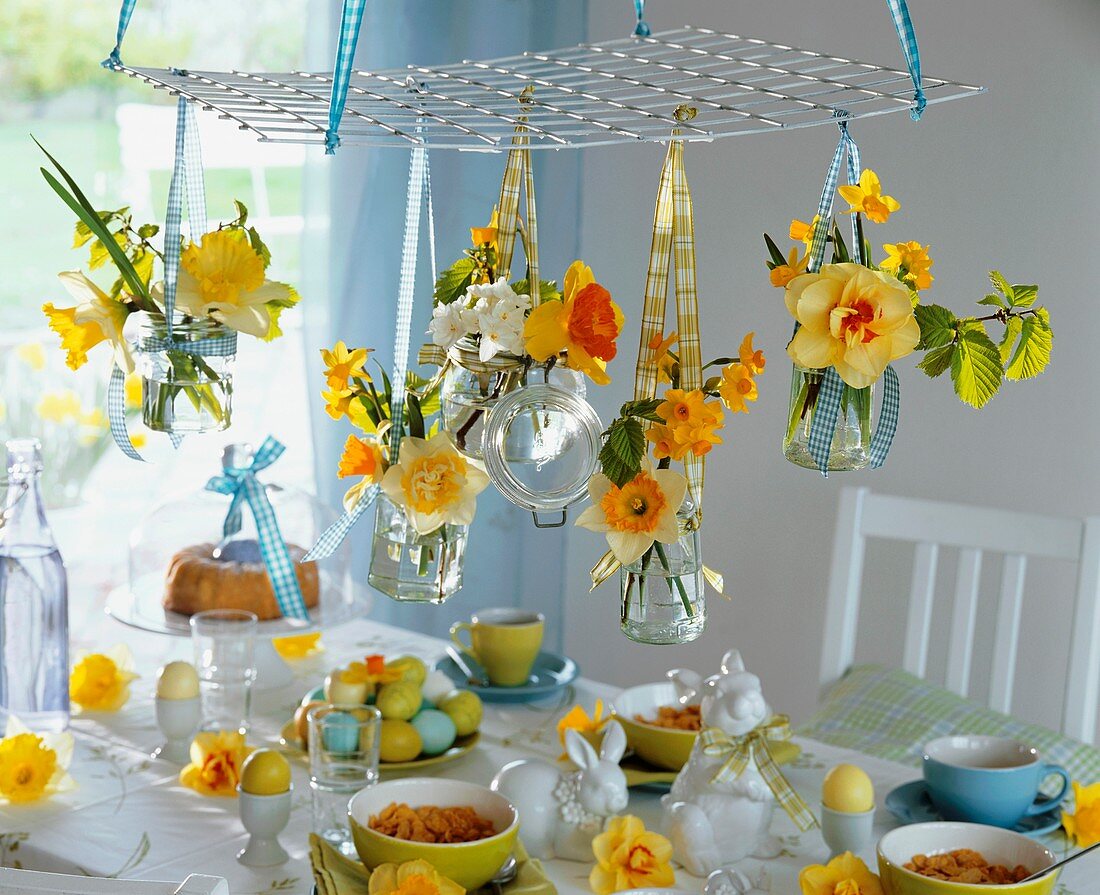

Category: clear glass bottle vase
[367, 495, 468, 604]
[619, 509, 706, 645]
[783, 364, 872, 471]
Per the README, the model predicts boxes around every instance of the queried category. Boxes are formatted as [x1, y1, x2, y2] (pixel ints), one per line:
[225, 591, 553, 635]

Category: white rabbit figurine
[662, 649, 781, 876]
[491, 719, 629, 861]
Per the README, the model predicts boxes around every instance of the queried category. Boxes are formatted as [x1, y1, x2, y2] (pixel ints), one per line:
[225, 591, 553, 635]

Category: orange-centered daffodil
[179, 730, 252, 797]
[880, 241, 934, 291]
[799, 852, 883, 895]
[589, 815, 675, 895]
[369, 859, 465, 895]
[837, 169, 900, 224]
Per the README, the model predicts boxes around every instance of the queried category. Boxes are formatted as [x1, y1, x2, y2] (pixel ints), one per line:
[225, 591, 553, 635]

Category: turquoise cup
[922, 735, 1070, 829]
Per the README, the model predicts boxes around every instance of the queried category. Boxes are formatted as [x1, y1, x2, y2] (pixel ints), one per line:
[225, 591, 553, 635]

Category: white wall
[565, 0, 1100, 732]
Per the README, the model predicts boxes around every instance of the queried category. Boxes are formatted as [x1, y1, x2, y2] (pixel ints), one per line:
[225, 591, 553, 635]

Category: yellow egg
[156, 661, 200, 700]
[324, 670, 369, 706]
[379, 719, 422, 763]
[240, 749, 291, 795]
[822, 763, 874, 813]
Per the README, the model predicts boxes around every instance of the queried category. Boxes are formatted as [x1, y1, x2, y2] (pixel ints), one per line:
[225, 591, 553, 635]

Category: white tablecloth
[1, 613, 1087, 894]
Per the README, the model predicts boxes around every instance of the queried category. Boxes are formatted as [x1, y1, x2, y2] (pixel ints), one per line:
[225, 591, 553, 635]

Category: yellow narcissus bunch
[647, 389, 724, 461]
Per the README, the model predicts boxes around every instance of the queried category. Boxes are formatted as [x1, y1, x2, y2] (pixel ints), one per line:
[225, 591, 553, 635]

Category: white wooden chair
[820, 486, 1100, 744]
[0, 869, 227, 895]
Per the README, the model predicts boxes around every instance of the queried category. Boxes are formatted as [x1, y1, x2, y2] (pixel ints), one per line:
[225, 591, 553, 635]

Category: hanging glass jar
[783, 364, 872, 471]
[441, 337, 585, 460]
[367, 494, 468, 604]
[619, 501, 706, 645]
[136, 313, 235, 435]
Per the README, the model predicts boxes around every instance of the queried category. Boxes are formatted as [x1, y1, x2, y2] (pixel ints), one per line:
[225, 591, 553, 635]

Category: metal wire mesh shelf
[116, 25, 984, 150]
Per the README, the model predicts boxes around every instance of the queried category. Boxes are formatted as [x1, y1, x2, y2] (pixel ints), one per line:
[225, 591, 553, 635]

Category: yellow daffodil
[770, 246, 809, 288]
[576, 461, 687, 566]
[342, 654, 402, 688]
[1063, 781, 1100, 847]
[0, 716, 76, 805]
[654, 388, 724, 457]
[785, 262, 920, 388]
[70, 645, 138, 713]
[179, 730, 252, 797]
[799, 852, 883, 895]
[36, 389, 82, 423]
[645, 424, 684, 462]
[524, 260, 624, 385]
[43, 271, 134, 373]
[881, 241, 934, 291]
[159, 229, 298, 339]
[838, 170, 900, 224]
[790, 215, 820, 250]
[272, 632, 324, 660]
[338, 435, 386, 482]
[16, 342, 46, 371]
[322, 341, 371, 390]
[558, 699, 607, 749]
[469, 207, 499, 249]
[380, 433, 490, 535]
[718, 363, 759, 414]
[739, 332, 766, 375]
[124, 371, 143, 409]
[323, 386, 356, 421]
[647, 330, 678, 384]
[369, 859, 465, 895]
[589, 814, 675, 895]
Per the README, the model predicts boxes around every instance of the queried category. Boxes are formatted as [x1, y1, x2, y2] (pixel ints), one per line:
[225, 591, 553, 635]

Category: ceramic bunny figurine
[491, 719, 629, 861]
[662, 649, 781, 876]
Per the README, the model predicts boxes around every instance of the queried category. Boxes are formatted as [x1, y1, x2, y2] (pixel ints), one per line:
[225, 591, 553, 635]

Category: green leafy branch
[597, 399, 661, 487]
[915, 272, 1052, 409]
[349, 361, 443, 442]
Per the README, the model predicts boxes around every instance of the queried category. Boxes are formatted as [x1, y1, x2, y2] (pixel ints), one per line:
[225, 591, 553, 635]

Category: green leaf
[620, 398, 663, 423]
[918, 343, 956, 379]
[1007, 283, 1038, 309]
[434, 257, 477, 306]
[137, 223, 160, 240]
[831, 223, 851, 264]
[951, 328, 1003, 409]
[511, 278, 561, 303]
[914, 304, 958, 350]
[1004, 308, 1053, 381]
[989, 270, 1014, 302]
[763, 233, 788, 267]
[977, 293, 1006, 308]
[233, 200, 249, 226]
[73, 219, 95, 248]
[89, 230, 129, 270]
[262, 284, 301, 341]
[599, 417, 645, 488]
[405, 392, 425, 439]
[407, 371, 441, 418]
[246, 226, 271, 270]
[998, 315, 1023, 365]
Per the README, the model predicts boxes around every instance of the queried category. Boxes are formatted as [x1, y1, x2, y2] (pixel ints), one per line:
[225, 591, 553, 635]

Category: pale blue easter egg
[410, 709, 456, 756]
[321, 711, 360, 754]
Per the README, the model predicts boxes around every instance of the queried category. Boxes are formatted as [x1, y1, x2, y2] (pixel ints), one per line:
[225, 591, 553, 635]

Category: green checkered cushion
[797, 664, 1100, 782]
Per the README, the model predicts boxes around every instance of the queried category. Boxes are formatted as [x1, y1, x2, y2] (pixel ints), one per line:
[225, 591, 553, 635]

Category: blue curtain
[307, 0, 588, 648]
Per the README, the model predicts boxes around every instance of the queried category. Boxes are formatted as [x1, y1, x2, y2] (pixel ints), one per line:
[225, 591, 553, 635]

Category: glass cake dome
[116, 443, 356, 636]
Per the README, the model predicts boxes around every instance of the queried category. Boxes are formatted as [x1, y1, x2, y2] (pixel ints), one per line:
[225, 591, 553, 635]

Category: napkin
[310, 834, 557, 895]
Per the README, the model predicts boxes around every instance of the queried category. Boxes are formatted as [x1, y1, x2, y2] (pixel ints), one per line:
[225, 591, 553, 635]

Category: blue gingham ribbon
[806, 115, 858, 273]
[887, 0, 927, 121]
[325, 0, 368, 154]
[205, 436, 309, 621]
[101, 0, 137, 69]
[305, 143, 434, 561]
[632, 0, 651, 37]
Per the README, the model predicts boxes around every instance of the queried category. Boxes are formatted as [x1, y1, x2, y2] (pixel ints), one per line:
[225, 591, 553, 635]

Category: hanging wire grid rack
[114, 25, 984, 150]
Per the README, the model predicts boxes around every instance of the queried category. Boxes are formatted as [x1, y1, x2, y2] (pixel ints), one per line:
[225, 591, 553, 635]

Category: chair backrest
[820, 486, 1100, 743]
[0, 869, 228, 895]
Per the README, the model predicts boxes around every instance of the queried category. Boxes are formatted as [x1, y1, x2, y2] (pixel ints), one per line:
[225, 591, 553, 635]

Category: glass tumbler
[308, 703, 381, 856]
[189, 608, 257, 734]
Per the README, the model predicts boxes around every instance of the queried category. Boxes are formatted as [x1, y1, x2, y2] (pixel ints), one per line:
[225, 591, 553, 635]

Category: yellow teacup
[450, 608, 544, 687]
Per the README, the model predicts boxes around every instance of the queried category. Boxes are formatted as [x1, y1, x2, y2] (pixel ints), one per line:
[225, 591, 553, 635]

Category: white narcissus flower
[428, 301, 472, 350]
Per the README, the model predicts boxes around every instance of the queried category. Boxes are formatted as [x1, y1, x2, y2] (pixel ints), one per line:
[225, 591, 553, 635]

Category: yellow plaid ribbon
[699, 716, 819, 832]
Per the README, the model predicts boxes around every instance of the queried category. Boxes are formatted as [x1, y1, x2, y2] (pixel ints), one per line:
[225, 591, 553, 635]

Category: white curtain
[305, 0, 588, 646]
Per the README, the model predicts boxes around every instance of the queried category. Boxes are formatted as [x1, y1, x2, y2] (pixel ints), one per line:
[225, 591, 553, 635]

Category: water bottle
[0, 438, 69, 732]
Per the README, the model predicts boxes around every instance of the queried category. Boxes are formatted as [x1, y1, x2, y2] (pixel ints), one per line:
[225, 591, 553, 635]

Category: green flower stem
[654, 541, 694, 619]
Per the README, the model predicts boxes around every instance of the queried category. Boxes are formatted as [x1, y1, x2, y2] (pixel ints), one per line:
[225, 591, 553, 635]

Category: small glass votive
[308, 703, 381, 856]
[190, 608, 257, 734]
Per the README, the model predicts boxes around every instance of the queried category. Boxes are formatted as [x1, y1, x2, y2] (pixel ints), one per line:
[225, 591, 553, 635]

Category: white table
[1, 612, 1087, 894]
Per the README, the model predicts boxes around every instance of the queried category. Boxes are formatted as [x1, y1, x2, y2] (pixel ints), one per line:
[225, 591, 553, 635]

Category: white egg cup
[237, 785, 292, 866]
[153, 696, 201, 764]
[820, 803, 876, 858]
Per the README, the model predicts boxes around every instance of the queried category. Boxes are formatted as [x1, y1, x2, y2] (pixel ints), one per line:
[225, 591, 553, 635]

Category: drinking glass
[190, 608, 257, 734]
[308, 703, 381, 856]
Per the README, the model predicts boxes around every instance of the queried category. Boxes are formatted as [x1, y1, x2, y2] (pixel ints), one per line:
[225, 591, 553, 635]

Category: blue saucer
[885, 780, 1063, 838]
[435, 650, 579, 703]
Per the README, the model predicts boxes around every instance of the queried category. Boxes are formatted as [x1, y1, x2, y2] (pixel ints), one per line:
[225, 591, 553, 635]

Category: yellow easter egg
[379, 719, 422, 763]
[388, 655, 428, 686]
[439, 689, 482, 737]
[240, 749, 291, 795]
[156, 661, 200, 700]
[822, 763, 874, 813]
[324, 670, 369, 706]
[375, 681, 422, 720]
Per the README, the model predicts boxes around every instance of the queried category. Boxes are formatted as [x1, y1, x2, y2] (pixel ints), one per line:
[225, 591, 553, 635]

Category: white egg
[156, 661, 200, 700]
[422, 669, 458, 706]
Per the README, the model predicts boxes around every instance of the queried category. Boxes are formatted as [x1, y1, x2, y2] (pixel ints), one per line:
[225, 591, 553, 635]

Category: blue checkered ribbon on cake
[205, 436, 310, 621]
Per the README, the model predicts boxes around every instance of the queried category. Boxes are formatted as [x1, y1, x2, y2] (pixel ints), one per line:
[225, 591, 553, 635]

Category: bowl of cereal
[877, 822, 1058, 894]
[348, 778, 518, 890]
[611, 682, 700, 771]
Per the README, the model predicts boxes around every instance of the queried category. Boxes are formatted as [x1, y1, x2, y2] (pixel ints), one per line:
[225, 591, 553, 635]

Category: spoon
[1021, 839, 1100, 882]
[487, 856, 518, 895]
[446, 644, 489, 687]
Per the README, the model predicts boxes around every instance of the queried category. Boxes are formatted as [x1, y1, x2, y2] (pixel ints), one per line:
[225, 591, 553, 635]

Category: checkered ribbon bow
[699, 717, 818, 832]
[205, 436, 310, 621]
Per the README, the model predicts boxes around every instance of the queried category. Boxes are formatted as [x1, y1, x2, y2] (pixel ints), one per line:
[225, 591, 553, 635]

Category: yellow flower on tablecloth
[785, 262, 920, 389]
[272, 632, 324, 660]
[799, 851, 883, 895]
[380, 433, 490, 536]
[647, 330, 678, 384]
[576, 462, 687, 566]
[718, 363, 759, 414]
[838, 169, 900, 224]
[0, 716, 76, 805]
[881, 241, 934, 292]
[43, 271, 134, 373]
[1063, 781, 1100, 847]
[179, 730, 252, 797]
[36, 389, 83, 423]
[369, 859, 465, 895]
[789, 215, 820, 250]
[557, 699, 607, 749]
[15, 342, 46, 371]
[70, 644, 138, 713]
[589, 814, 675, 895]
[770, 246, 809, 288]
[322, 341, 371, 391]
